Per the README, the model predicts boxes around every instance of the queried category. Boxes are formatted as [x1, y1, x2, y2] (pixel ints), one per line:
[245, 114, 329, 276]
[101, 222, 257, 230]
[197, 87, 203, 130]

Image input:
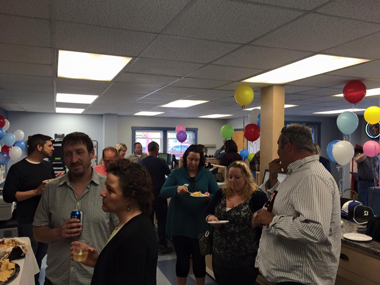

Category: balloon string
[336, 164, 343, 195]
[242, 106, 246, 160]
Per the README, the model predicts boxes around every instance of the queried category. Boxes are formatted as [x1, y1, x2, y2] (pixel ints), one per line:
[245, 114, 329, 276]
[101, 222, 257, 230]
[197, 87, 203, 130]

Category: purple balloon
[176, 131, 187, 143]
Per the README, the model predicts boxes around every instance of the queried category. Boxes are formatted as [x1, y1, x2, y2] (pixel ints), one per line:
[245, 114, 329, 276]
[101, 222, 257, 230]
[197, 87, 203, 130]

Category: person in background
[214, 140, 226, 159]
[249, 151, 260, 180]
[161, 144, 219, 285]
[314, 143, 331, 173]
[115, 143, 127, 159]
[94, 147, 118, 176]
[72, 160, 158, 285]
[139, 141, 173, 254]
[219, 139, 242, 167]
[127, 142, 147, 163]
[206, 161, 267, 285]
[252, 124, 341, 285]
[33, 132, 118, 285]
[197, 144, 207, 157]
[355, 152, 379, 205]
[3, 134, 56, 285]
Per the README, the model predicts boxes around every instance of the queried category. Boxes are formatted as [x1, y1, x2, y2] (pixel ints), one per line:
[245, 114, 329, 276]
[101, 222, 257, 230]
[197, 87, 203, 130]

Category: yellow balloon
[364, 106, 380, 125]
[234, 85, 254, 107]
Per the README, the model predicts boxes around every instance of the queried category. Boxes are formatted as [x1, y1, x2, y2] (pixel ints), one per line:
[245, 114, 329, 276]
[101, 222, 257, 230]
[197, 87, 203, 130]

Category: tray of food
[0, 239, 28, 261]
[0, 259, 20, 284]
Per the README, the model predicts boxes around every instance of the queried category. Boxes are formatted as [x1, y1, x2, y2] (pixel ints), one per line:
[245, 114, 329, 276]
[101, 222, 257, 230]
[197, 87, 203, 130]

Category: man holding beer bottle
[252, 124, 341, 285]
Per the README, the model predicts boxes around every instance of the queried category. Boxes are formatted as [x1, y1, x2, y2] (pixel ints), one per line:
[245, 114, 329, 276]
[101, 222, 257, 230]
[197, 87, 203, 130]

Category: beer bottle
[262, 190, 278, 212]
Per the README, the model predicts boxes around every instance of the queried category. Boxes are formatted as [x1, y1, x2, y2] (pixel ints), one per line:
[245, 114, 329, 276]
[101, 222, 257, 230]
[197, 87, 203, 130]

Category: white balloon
[14, 129, 24, 141]
[3, 119, 10, 131]
[9, 146, 22, 160]
[332, 141, 354, 166]
[249, 109, 260, 124]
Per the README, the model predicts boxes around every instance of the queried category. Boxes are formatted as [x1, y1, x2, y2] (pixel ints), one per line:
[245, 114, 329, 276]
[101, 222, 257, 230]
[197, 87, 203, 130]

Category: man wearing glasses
[252, 124, 341, 285]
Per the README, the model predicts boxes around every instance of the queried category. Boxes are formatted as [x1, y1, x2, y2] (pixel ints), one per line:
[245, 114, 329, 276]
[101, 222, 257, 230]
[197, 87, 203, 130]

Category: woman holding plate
[161, 144, 219, 285]
[206, 161, 267, 285]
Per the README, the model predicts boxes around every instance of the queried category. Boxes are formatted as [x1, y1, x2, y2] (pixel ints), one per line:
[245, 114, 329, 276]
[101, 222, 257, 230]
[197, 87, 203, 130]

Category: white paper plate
[343, 233, 372, 242]
[190, 193, 207, 197]
[207, 220, 229, 224]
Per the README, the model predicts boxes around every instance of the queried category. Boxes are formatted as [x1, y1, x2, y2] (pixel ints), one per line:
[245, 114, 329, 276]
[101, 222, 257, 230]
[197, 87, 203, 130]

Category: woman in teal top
[161, 144, 218, 285]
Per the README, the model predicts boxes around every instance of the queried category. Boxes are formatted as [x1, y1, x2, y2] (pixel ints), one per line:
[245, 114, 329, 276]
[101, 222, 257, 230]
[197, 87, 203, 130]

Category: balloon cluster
[175, 125, 187, 143]
[327, 140, 354, 166]
[0, 115, 25, 165]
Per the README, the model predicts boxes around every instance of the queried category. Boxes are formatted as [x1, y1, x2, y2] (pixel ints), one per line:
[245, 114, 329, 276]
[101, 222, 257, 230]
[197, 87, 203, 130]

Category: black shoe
[158, 245, 173, 254]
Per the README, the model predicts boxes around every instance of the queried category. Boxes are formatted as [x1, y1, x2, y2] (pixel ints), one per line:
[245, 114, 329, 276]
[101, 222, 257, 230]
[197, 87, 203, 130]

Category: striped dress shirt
[256, 155, 341, 285]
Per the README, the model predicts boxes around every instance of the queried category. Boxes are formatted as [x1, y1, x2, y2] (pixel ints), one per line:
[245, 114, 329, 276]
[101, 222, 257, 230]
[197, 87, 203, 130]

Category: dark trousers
[18, 223, 48, 285]
[150, 196, 169, 247]
[358, 180, 374, 206]
[277, 282, 304, 285]
[212, 262, 259, 285]
[172, 236, 206, 278]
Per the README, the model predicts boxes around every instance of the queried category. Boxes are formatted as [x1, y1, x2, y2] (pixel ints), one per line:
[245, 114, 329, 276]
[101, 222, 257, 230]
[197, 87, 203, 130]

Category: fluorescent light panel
[313, 108, 365, 115]
[56, 93, 98, 104]
[243, 55, 370, 84]
[199, 114, 233, 118]
[244, 104, 298, 111]
[333, 87, 380, 97]
[56, 108, 85, 114]
[134, 111, 164, 116]
[58, 50, 132, 81]
[161, 100, 208, 108]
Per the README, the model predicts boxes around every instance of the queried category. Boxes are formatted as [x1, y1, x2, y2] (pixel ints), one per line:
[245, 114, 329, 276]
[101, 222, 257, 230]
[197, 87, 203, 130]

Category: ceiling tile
[0, 62, 52, 77]
[0, 0, 50, 19]
[0, 82, 53, 93]
[0, 15, 50, 47]
[127, 58, 203, 77]
[156, 86, 232, 97]
[142, 36, 240, 63]
[214, 45, 312, 69]
[56, 78, 110, 90]
[171, 78, 231, 89]
[247, 0, 329, 10]
[0, 44, 52, 64]
[116, 73, 179, 85]
[253, 13, 380, 51]
[215, 82, 269, 91]
[55, 0, 191, 33]
[189, 65, 263, 81]
[290, 74, 352, 87]
[0, 74, 52, 85]
[292, 87, 341, 96]
[328, 60, 380, 78]
[107, 82, 162, 93]
[55, 22, 156, 57]
[285, 85, 318, 94]
[163, 0, 303, 43]
[317, 0, 380, 23]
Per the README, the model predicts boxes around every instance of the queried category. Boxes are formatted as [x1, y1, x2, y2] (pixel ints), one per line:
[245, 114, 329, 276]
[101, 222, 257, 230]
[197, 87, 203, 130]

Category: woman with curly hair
[205, 161, 267, 285]
[71, 159, 158, 285]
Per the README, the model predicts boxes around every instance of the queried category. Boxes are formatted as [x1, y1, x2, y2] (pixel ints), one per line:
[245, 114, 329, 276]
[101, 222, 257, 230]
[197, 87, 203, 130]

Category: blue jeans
[357, 180, 374, 206]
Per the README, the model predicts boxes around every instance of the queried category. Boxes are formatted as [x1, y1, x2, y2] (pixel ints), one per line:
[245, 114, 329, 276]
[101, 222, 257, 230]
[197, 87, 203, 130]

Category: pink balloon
[363, 140, 380, 157]
[175, 125, 186, 133]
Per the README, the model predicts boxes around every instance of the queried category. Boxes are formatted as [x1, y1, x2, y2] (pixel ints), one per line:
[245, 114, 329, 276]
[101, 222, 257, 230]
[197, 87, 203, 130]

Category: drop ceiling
[1, 0, 380, 118]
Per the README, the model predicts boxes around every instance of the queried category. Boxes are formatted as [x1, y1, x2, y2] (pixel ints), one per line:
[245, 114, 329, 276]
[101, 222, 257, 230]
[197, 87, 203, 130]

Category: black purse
[198, 229, 213, 256]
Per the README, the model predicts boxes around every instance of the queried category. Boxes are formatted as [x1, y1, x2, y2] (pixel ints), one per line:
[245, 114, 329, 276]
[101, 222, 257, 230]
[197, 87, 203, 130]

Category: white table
[9, 237, 40, 285]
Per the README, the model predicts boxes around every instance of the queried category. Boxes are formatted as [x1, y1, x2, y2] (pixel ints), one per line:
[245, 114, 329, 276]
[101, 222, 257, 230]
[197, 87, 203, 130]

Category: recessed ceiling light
[134, 111, 164, 116]
[244, 104, 298, 111]
[161, 100, 209, 108]
[199, 114, 233, 118]
[243, 55, 370, 84]
[332, 87, 380, 97]
[56, 107, 85, 114]
[313, 108, 365, 115]
[56, 93, 98, 104]
[58, 50, 132, 81]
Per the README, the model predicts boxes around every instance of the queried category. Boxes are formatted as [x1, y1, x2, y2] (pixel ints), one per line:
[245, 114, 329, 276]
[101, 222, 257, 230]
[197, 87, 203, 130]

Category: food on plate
[0, 239, 17, 251]
[190, 191, 203, 196]
[0, 259, 15, 282]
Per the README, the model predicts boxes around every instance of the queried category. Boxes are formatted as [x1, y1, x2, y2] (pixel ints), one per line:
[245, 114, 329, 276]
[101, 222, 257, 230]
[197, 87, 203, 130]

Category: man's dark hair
[102, 147, 117, 158]
[225, 139, 238, 153]
[148, 141, 159, 152]
[183, 144, 205, 170]
[62, 132, 93, 153]
[108, 159, 154, 215]
[27, 134, 52, 154]
[279, 124, 315, 153]
[134, 142, 142, 147]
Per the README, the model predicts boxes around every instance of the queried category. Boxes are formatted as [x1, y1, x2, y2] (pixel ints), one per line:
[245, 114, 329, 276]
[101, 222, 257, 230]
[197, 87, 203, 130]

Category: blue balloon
[257, 114, 261, 128]
[239, 149, 249, 160]
[0, 151, 10, 165]
[327, 140, 339, 164]
[14, 140, 26, 151]
[2, 133, 16, 147]
[0, 128, 5, 140]
[337, 112, 359, 135]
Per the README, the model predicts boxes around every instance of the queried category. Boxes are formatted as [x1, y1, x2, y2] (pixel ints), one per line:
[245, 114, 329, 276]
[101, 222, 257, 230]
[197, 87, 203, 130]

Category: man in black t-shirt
[3, 134, 55, 285]
[139, 141, 172, 254]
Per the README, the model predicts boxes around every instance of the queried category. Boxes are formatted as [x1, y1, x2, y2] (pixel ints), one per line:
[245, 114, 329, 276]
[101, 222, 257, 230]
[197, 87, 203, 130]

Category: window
[132, 127, 197, 158]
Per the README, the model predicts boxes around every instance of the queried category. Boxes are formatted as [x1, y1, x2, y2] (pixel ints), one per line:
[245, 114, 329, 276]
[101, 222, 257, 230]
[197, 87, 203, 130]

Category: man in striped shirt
[252, 124, 341, 285]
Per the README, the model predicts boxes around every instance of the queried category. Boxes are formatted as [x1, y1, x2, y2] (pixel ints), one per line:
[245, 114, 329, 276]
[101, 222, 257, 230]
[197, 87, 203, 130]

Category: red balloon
[1, 145, 10, 153]
[343, 80, 366, 104]
[244, 124, 260, 142]
[0, 115, 5, 128]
